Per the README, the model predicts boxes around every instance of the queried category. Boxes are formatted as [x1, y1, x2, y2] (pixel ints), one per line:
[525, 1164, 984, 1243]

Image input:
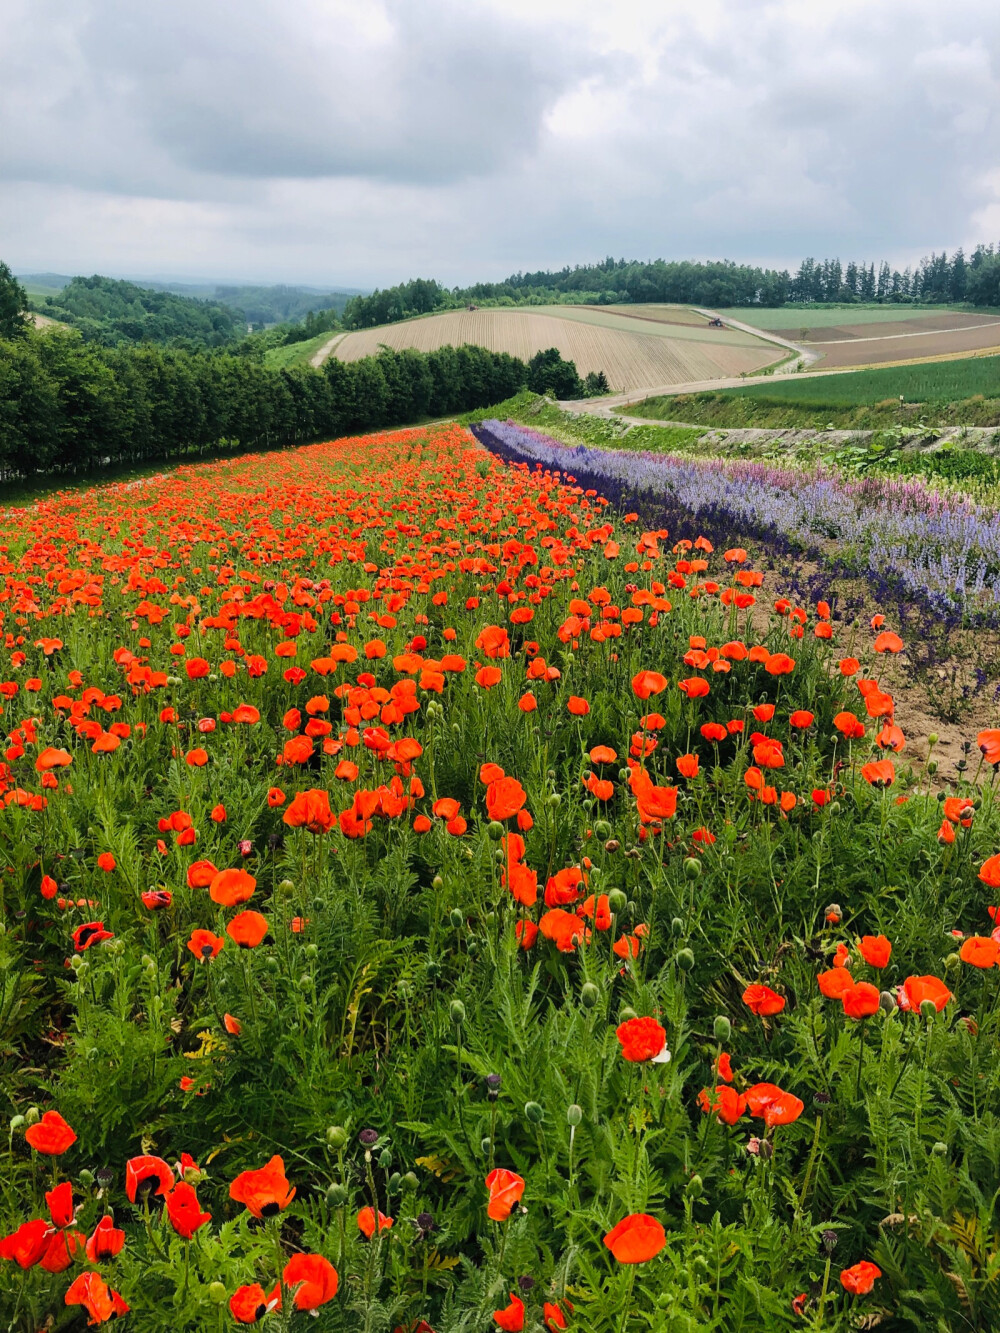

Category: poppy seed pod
[713, 1016, 731, 1042]
[450, 1000, 466, 1027]
[581, 982, 599, 1009]
[358, 1129, 379, 1147]
[676, 948, 696, 970]
[524, 1101, 544, 1124]
[605, 839, 621, 853]
[567, 1104, 583, 1127]
[821, 1230, 838, 1253]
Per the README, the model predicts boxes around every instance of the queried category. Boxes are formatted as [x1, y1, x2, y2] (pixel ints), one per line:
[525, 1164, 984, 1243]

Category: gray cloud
[1, 0, 998, 285]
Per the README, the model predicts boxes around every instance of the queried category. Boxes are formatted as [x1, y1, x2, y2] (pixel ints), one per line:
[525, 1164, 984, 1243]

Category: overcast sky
[3, 0, 999, 288]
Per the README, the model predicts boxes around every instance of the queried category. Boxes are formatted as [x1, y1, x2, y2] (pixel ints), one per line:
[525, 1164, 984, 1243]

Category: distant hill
[152, 282, 360, 326]
[37, 275, 244, 348]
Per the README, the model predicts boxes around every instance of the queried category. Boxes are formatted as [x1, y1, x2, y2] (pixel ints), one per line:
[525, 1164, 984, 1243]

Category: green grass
[462, 390, 706, 453]
[629, 355, 1000, 429]
[264, 330, 341, 369]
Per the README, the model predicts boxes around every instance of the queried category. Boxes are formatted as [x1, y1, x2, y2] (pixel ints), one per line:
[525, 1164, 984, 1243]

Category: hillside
[38, 275, 244, 347]
[331, 304, 784, 392]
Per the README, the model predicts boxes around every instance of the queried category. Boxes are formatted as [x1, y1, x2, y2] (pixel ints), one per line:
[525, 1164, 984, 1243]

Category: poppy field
[2, 423, 1000, 1332]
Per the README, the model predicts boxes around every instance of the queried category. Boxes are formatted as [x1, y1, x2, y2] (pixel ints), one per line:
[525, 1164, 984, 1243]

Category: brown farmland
[332, 307, 782, 392]
[769, 312, 1000, 369]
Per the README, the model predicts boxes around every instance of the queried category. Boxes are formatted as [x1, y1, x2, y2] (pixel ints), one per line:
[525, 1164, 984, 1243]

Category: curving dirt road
[310, 332, 346, 368]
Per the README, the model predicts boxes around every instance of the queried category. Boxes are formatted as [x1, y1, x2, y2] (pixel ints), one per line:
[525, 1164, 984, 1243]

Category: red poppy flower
[230, 1156, 295, 1219]
[96, 852, 116, 872]
[485, 1168, 525, 1221]
[283, 789, 336, 834]
[901, 975, 952, 1012]
[979, 855, 1000, 888]
[744, 1083, 804, 1126]
[632, 670, 667, 699]
[817, 967, 854, 999]
[357, 1207, 394, 1238]
[86, 1216, 125, 1261]
[72, 921, 113, 952]
[742, 984, 785, 1016]
[125, 1155, 175, 1203]
[858, 934, 891, 968]
[861, 759, 895, 787]
[615, 1016, 667, 1062]
[485, 777, 527, 821]
[282, 1253, 339, 1310]
[603, 1213, 667, 1263]
[65, 1271, 128, 1323]
[0, 1219, 51, 1268]
[166, 1181, 211, 1239]
[230, 1284, 278, 1324]
[494, 1294, 525, 1331]
[840, 1260, 881, 1294]
[25, 1111, 77, 1156]
[697, 1085, 746, 1125]
[959, 936, 998, 969]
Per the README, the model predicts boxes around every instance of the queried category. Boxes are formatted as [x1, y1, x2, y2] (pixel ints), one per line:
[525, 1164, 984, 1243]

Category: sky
[3, 0, 999, 289]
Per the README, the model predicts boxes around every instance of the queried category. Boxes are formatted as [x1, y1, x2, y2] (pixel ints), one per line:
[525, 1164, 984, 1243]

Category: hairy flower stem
[798, 1114, 823, 1216]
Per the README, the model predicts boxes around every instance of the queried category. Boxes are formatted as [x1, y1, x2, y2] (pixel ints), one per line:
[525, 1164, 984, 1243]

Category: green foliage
[0, 260, 31, 339]
[41, 275, 244, 348]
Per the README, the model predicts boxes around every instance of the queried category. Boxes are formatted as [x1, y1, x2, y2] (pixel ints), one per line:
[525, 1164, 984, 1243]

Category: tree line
[0, 272, 594, 481]
[343, 244, 1000, 329]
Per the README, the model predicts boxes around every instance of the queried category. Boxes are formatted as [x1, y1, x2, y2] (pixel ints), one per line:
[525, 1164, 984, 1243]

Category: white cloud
[1, 0, 998, 284]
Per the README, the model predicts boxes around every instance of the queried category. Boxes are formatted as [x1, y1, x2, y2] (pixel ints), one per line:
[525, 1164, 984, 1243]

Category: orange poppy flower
[901, 975, 952, 1012]
[817, 967, 854, 999]
[125, 1155, 175, 1202]
[166, 1181, 211, 1240]
[959, 936, 998, 968]
[485, 1168, 525, 1221]
[841, 982, 880, 1019]
[35, 747, 72, 772]
[861, 759, 895, 787]
[187, 928, 224, 961]
[227, 911, 269, 948]
[283, 789, 335, 834]
[486, 777, 527, 822]
[979, 854, 1000, 888]
[567, 695, 590, 716]
[744, 1083, 804, 1125]
[977, 730, 1000, 766]
[697, 1085, 746, 1125]
[631, 670, 667, 699]
[186, 860, 218, 889]
[282, 1253, 339, 1310]
[493, 1294, 525, 1331]
[209, 868, 256, 907]
[357, 1207, 394, 1237]
[676, 753, 699, 779]
[230, 1156, 296, 1218]
[603, 1213, 667, 1263]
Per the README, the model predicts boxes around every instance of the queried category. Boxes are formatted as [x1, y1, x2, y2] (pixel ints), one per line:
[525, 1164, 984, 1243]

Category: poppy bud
[919, 999, 938, 1018]
[608, 889, 627, 913]
[388, 1172, 401, 1194]
[326, 1183, 348, 1206]
[713, 1016, 731, 1042]
[404, 1172, 419, 1190]
[546, 793, 561, 808]
[78, 1168, 95, 1186]
[671, 917, 684, 935]
[9, 1115, 25, 1132]
[926, 761, 937, 775]
[618, 768, 630, 782]
[481, 1136, 492, 1154]
[326, 1126, 348, 1150]
[567, 1104, 583, 1127]
[683, 857, 702, 880]
[70, 955, 83, 971]
[605, 839, 621, 853]
[581, 982, 599, 1009]
[619, 1006, 638, 1023]
[487, 821, 505, 842]
[944, 953, 960, 972]
[432, 875, 444, 891]
[449, 909, 464, 929]
[932, 1141, 947, 1156]
[298, 974, 312, 992]
[265, 956, 280, 973]
[378, 1148, 392, 1169]
[821, 1230, 838, 1253]
[594, 820, 612, 839]
[927, 733, 938, 745]
[239, 839, 253, 857]
[449, 1000, 466, 1027]
[494, 849, 505, 864]
[467, 937, 479, 955]
[25, 1106, 39, 1125]
[305, 944, 319, 959]
[425, 960, 441, 980]
[829, 800, 841, 813]
[278, 879, 295, 894]
[879, 990, 896, 1013]
[692, 1255, 709, 1274]
[676, 948, 695, 970]
[686, 1174, 703, 1198]
[208, 1282, 228, 1305]
[524, 1101, 544, 1124]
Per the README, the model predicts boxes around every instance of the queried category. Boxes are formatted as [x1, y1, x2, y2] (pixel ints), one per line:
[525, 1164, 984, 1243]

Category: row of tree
[0, 322, 590, 480]
[341, 245, 1000, 330]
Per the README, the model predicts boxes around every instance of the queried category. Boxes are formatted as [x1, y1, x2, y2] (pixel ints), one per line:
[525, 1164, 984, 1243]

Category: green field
[630, 355, 1000, 428]
[715, 304, 979, 329]
[264, 330, 341, 368]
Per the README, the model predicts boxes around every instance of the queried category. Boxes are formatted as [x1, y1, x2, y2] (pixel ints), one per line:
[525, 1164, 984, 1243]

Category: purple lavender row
[471, 420, 1000, 628]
